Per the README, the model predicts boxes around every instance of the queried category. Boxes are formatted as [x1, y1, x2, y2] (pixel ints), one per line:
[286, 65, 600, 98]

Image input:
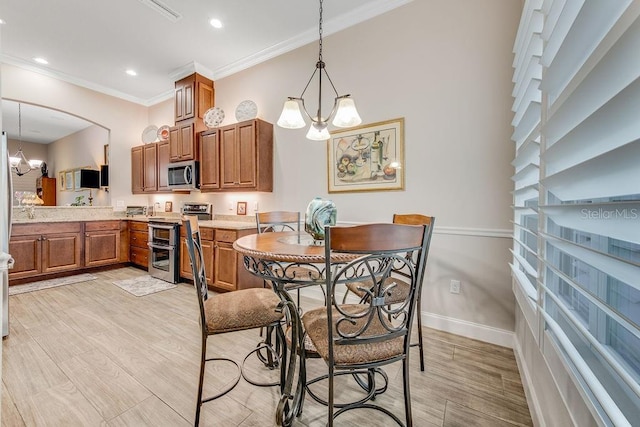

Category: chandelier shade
[10, 103, 43, 176]
[277, 0, 361, 141]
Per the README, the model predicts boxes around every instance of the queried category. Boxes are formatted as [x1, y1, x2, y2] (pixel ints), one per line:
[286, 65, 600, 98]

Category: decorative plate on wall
[204, 107, 225, 128]
[141, 125, 158, 144]
[235, 100, 258, 121]
[157, 125, 170, 141]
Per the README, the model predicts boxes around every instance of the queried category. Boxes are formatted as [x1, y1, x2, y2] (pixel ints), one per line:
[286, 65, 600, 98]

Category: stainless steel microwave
[167, 160, 199, 190]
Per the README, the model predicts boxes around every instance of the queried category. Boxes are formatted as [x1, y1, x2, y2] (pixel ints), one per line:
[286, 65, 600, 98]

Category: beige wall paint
[1, 0, 522, 337]
[210, 0, 522, 334]
[49, 125, 109, 206]
[1, 64, 151, 209]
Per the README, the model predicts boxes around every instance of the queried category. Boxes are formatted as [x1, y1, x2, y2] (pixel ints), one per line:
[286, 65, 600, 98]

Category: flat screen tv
[79, 169, 100, 189]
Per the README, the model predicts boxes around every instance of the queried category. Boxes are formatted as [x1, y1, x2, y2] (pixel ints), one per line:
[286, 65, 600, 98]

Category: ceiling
[0, 0, 410, 105]
[1, 0, 410, 144]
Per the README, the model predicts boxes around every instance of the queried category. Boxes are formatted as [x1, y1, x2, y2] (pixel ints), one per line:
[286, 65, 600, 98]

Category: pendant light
[9, 103, 43, 176]
[277, 0, 362, 141]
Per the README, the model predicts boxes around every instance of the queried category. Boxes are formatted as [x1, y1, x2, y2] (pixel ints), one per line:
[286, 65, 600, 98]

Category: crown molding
[213, 0, 413, 79]
[2, 0, 413, 105]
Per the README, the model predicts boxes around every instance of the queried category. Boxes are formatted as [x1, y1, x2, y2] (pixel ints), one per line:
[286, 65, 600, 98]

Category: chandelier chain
[318, 0, 323, 61]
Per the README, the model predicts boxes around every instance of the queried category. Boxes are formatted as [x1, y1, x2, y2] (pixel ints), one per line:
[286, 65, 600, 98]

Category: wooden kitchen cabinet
[8, 222, 82, 281]
[36, 176, 56, 206]
[157, 140, 170, 191]
[219, 119, 273, 192]
[129, 221, 149, 269]
[169, 122, 196, 162]
[174, 73, 214, 125]
[132, 142, 171, 194]
[131, 144, 158, 193]
[213, 228, 262, 291]
[84, 221, 121, 267]
[180, 226, 214, 285]
[199, 129, 219, 191]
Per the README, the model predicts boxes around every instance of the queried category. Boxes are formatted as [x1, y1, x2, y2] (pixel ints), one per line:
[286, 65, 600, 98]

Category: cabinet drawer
[214, 229, 237, 243]
[180, 225, 213, 241]
[130, 231, 149, 248]
[85, 220, 120, 232]
[130, 246, 149, 267]
[11, 222, 82, 236]
[128, 221, 149, 232]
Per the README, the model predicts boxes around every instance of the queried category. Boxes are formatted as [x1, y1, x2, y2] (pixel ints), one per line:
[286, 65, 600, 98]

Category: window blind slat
[513, 79, 542, 125]
[543, 233, 640, 291]
[540, 0, 584, 67]
[540, 202, 640, 245]
[512, 55, 543, 97]
[541, 0, 567, 41]
[541, 304, 634, 427]
[542, 1, 631, 104]
[544, 78, 640, 175]
[510, 263, 538, 301]
[542, 141, 640, 201]
[545, 19, 640, 146]
[512, 163, 539, 190]
[512, 140, 540, 171]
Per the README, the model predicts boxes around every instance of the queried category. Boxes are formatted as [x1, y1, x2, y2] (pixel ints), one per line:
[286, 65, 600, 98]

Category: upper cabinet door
[200, 130, 220, 191]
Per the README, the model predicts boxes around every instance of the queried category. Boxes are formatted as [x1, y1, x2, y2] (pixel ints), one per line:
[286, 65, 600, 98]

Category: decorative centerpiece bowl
[304, 197, 337, 242]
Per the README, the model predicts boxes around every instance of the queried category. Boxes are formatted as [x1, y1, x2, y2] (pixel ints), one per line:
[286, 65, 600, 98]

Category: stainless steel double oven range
[147, 202, 212, 283]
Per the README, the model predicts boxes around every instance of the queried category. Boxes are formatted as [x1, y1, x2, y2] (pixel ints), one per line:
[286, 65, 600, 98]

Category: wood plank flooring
[2, 267, 532, 426]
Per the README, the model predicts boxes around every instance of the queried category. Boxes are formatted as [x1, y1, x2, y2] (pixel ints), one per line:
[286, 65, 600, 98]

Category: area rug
[9, 273, 98, 296]
[111, 275, 177, 297]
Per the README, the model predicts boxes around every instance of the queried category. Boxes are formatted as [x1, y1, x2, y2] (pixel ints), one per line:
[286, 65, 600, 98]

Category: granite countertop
[11, 207, 257, 230]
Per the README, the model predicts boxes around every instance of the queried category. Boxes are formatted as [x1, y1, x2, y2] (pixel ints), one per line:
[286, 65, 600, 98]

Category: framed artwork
[59, 171, 66, 191]
[237, 201, 247, 215]
[327, 118, 405, 193]
[74, 169, 82, 191]
[65, 170, 74, 191]
[165, 201, 173, 212]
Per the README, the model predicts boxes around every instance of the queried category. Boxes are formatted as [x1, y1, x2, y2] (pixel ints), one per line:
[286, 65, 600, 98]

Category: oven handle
[148, 242, 175, 250]
[148, 224, 178, 231]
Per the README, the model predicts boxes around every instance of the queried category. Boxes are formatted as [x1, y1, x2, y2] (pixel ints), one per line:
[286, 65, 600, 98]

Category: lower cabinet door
[181, 237, 214, 286]
[214, 241, 236, 291]
[8, 235, 42, 279]
[85, 231, 121, 267]
[41, 232, 82, 273]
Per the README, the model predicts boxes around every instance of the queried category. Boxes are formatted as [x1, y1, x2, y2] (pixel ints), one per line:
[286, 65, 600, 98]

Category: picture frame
[165, 201, 173, 212]
[327, 118, 405, 193]
[65, 170, 74, 191]
[237, 201, 247, 216]
[59, 171, 66, 191]
[74, 169, 82, 191]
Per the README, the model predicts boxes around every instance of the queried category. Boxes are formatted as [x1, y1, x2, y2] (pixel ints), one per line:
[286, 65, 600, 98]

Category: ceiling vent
[137, 0, 182, 22]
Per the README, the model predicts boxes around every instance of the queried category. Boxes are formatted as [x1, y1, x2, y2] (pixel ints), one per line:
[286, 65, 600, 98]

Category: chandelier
[277, 0, 362, 141]
[9, 103, 43, 176]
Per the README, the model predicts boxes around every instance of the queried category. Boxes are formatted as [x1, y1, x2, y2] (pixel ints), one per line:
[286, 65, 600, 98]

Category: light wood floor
[2, 267, 532, 426]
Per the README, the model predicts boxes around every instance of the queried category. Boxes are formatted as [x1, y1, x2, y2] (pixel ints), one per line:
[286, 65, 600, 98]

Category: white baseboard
[421, 311, 514, 348]
[299, 287, 514, 348]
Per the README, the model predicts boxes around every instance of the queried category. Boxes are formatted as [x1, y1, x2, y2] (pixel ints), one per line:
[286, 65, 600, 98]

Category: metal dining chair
[256, 211, 321, 305]
[183, 215, 285, 425]
[301, 222, 434, 426]
[342, 214, 435, 371]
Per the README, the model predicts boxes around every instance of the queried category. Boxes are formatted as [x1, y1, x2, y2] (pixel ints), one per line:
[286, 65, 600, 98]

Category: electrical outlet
[253, 201, 259, 211]
[450, 280, 461, 294]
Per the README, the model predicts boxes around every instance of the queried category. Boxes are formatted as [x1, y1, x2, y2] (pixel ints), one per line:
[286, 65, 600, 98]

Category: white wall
[1, 0, 523, 343]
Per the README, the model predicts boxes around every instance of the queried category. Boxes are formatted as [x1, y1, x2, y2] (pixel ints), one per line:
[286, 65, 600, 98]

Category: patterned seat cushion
[345, 277, 411, 305]
[302, 304, 405, 365]
[204, 288, 283, 334]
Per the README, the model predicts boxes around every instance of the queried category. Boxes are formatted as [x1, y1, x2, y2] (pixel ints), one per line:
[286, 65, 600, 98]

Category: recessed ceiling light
[209, 18, 223, 29]
[33, 57, 48, 65]
[126, 69, 138, 76]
